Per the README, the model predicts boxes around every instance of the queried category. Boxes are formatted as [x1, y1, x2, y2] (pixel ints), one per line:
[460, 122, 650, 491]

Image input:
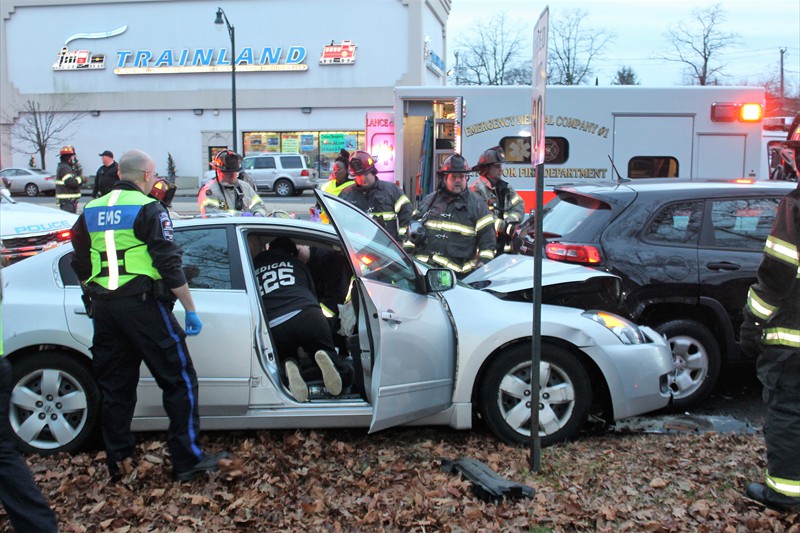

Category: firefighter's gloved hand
[185, 311, 203, 336]
[407, 220, 427, 247]
[739, 308, 763, 359]
[240, 211, 254, 217]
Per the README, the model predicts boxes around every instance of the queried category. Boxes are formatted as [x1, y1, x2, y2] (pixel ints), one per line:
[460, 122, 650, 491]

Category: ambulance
[391, 85, 766, 210]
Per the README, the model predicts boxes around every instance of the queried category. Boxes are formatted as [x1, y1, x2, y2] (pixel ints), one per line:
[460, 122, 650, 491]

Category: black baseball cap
[99, 150, 114, 158]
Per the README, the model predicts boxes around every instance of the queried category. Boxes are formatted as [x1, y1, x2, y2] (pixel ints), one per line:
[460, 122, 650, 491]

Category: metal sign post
[530, 6, 549, 473]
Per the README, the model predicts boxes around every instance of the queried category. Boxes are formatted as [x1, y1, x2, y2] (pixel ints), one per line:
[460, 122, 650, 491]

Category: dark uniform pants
[58, 199, 78, 213]
[757, 345, 800, 493]
[0, 358, 58, 532]
[92, 295, 203, 474]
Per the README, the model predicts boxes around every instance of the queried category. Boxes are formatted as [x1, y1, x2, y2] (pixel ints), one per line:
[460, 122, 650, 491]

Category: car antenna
[607, 155, 630, 183]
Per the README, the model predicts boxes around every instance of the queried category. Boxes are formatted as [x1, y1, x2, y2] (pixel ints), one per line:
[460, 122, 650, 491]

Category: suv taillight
[301, 170, 309, 177]
[545, 242, 602, 265]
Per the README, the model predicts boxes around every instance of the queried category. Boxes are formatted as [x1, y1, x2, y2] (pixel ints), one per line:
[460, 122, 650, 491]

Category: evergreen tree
[166, 153, 177, 183]
[611, 66, 641, 85]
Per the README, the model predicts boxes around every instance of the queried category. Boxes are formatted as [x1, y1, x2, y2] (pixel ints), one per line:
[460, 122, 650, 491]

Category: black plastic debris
[441, 458, 535, 502]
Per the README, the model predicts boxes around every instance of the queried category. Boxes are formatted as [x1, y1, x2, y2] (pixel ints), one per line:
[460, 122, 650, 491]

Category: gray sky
[447, 0, 800, 89]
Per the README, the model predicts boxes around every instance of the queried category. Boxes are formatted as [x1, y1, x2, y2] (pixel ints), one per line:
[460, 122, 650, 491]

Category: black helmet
[210, 150, 243, 172]
[437, 154, 471, 176]
[471, 146, 505, 171]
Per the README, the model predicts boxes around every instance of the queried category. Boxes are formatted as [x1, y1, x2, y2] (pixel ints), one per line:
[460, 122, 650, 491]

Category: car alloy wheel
[479, 343, 591, 447]
[25, 183, 40, 196]
[274, 179, 295, 197]
[9, 352, 100, 455]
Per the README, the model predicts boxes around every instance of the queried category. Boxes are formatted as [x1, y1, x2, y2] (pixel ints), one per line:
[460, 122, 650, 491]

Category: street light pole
[215, 7, 237, 153]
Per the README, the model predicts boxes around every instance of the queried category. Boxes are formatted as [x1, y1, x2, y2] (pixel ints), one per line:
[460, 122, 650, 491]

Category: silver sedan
[0, 167, 57, 197]
[1, 191, 674, 455]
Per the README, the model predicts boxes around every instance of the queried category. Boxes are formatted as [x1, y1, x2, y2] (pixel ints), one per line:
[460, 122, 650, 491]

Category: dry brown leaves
[3, 428, 800, 532]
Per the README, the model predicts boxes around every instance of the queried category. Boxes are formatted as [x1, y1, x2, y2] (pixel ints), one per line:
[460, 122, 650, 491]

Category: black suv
[522, 179, 797, 408]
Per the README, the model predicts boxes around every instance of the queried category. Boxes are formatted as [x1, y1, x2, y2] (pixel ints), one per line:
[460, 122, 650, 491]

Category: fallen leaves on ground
[4, 427, 799, 531]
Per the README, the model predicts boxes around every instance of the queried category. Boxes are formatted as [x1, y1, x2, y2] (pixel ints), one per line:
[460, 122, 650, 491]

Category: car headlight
[582, 311, 647, 345]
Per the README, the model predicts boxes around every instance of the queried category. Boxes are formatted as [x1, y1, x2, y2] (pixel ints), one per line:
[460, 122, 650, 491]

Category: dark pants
[757, 345, 800, 490]
[92, 295, 203, 475]
[271, 307, 353, 388]
[57, 198, 78, 213]
[0, 358, 58, 532]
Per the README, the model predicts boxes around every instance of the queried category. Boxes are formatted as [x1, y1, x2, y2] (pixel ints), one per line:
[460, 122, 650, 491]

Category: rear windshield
[542, 193, 613, 241]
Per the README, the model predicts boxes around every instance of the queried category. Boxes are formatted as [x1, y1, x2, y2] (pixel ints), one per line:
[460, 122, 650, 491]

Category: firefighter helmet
[149, 178, 177, 207]
[471, 146, 505, 171]
[437, 154, 471, 175]
[60, 146, 76, 156]
[210, 150, 243, 172]
[348, 151, 377, 176]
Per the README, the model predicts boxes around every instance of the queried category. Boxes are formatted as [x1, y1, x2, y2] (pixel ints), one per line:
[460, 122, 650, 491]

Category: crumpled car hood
[463, 254, 617, 292]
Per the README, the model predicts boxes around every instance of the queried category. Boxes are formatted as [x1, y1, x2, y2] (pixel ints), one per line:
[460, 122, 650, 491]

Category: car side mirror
[425, 268, 455, 292]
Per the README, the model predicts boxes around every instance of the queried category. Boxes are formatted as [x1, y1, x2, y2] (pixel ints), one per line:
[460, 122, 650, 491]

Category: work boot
[173, 451, 230, 482]
[315, 350, 343, 396]
[286, 360, 309, 402]
[745, 482, 800, 512]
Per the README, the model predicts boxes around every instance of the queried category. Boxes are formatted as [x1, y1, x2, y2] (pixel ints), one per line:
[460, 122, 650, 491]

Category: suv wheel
[655, 319, 721, 409]
[274, 179, 295, 197]
[479, 343, 591, 447]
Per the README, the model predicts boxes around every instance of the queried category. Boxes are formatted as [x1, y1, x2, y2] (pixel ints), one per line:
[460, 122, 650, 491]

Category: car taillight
[45, 176, 55, 181]
[545, 242, 602, 264]
[57, 230, 71, 241]
[301, 170, 309, 176]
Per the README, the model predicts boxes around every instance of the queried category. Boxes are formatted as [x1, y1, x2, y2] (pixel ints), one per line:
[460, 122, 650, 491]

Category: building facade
[0, 0, 451, 179]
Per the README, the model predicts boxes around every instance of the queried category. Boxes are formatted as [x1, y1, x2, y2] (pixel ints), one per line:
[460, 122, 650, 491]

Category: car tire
[478, 342, 591, 447]
[274, 179, 295, 197]
[654, 319, 721, 409]
[9, 353, 100, 455]
[24, 183, 40, 197]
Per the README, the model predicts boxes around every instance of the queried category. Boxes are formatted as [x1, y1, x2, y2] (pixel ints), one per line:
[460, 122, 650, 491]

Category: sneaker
[173, 451, 230, 482]
[286, 360, 309, 402]
[315, 350, 342, 396]
[745, 482, 800, 512]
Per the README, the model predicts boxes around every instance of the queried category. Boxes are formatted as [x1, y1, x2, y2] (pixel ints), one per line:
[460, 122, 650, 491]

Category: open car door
[316, 191, 456, 432]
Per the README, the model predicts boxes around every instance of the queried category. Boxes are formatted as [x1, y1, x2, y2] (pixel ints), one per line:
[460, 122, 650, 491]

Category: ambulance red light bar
[711, 102, 763, 123]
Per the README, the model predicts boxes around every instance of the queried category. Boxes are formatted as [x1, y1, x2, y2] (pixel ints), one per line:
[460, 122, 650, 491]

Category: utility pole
[779, 48, 786, 100]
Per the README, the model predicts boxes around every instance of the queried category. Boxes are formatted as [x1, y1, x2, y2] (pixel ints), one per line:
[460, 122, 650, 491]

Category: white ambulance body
[393, 85, 765, 209]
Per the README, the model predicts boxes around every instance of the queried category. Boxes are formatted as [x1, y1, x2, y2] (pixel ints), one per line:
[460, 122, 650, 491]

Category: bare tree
[452, 12, 530, 85]
[548, 9, 614, 85]
[612, 66, 641, 86]
[4, 99, 86, 170]
[660, 3, 740, 86]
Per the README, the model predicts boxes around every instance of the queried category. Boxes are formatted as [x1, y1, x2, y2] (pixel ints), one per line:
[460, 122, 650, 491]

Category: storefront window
[243, 130, 365, 174]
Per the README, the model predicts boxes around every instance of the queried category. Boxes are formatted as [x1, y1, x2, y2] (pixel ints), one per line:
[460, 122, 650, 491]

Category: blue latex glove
[241, 211, 254, 217]
[185, 311, 203, 336]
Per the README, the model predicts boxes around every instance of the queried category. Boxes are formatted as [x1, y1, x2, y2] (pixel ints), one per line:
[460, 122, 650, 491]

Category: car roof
[173, 215, 335, 235]
[556, 179, 797, 200]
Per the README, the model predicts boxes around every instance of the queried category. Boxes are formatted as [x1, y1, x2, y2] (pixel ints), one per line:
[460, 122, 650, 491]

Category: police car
[1, 191, 674, 455]
[0, 184, 77, 265]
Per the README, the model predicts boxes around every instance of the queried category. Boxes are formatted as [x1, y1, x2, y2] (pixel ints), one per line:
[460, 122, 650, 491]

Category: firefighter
[198, 150, 268, 217]
[741, 158, 800, 512]
[407, 154, 496, 278]
[55, 145, 84, 213]
[339, 151, 412, 242]
[71, 149, 229, 482]
[470, 146, 525, 254]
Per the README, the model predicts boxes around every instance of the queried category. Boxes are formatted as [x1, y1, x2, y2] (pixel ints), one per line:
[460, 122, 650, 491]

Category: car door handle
[73, 306, 88, 315]
[706, 262, 741, 271]
[381, 311, 402, 324]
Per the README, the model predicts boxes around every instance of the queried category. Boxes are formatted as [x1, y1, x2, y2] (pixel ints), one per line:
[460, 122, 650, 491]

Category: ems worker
[407, 154, 496, 278]
[321, 149, 354, 196]
[71, 149, 228, 482]
[470, 146, 525, 254]
[0, 266, 59, 532]
[56, 145, 84, 213]
[741, 155, 800, 512]
[339, 151, 412, 242]
[198, 150, 268, 217]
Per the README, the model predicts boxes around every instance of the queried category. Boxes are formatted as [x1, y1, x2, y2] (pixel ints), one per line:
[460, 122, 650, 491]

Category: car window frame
[699, 195, 782, 252]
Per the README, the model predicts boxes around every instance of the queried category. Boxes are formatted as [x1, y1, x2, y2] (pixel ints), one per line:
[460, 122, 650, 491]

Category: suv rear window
[708, 197, 780, 251]
[542, 193, 613, 240]
[280, 156, 304, 169]
[642, 201, 703, 244]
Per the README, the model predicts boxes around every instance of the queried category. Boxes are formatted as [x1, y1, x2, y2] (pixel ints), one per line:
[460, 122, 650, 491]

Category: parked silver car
[0, 167, 57, 197]
[1, 191, 673, 455]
